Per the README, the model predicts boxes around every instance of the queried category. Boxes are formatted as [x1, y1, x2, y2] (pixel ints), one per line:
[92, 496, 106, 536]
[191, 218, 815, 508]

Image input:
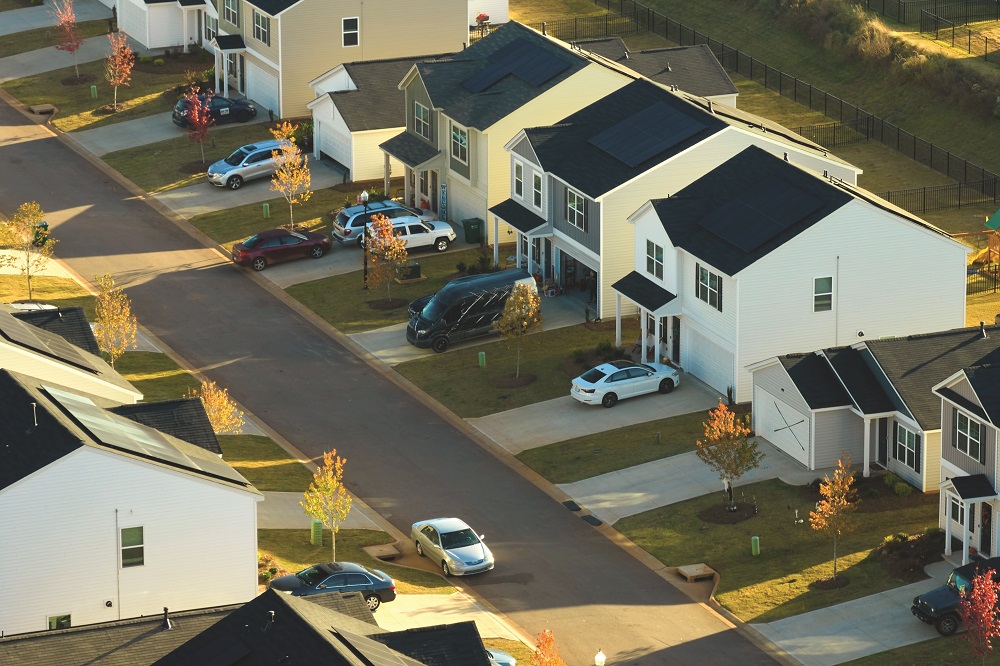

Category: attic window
[414, 102, 430, 140]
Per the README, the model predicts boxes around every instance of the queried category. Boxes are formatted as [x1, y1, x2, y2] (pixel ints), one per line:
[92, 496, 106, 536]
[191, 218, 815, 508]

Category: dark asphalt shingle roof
[951, 473, 996, 500]
[110, 398, 221, 455]
[489, 198, 547, 233]
[823, 346, 897, 414]
[415, 21, 589, 129]
[380, 131, 441, 168]
[965, 364, 1000, 424]
[331, 55, 454, 132]
[611, 271, 677, 312]
[8, 306, 101, 355]
[577, 39, 738, 98]
[244, 0, 301, 16]
[936, 385, 991, 422]
[369, 621, 492, 666]
[213, 34, 246, 51]
[777, 353, 851, 410]
[650, 145, 853, 276]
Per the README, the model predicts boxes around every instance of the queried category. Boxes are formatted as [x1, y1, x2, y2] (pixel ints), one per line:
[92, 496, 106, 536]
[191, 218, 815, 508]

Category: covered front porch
[942, 474, 998, 565]
[378, 133, 443, 215]
[611, 270, 681, 367]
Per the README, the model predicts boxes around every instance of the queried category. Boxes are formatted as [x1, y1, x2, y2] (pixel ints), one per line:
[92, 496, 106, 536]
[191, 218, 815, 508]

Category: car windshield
[580, 368, 607, 383]
[296, 565, 327, 586]
[421, 292, 448, 321]
[948, 571, 973, 593]
[440, 528, 480, 550]
[336, 211, 350, 227]
[225, 148, 251, 166]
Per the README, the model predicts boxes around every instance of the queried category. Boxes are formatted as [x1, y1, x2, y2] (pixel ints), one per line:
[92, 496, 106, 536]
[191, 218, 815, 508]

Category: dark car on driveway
[231, 228, 330, 271]
[172, 95, 257, 127]
[912, 556, 1000, 635]
[269, 562, 396, 611]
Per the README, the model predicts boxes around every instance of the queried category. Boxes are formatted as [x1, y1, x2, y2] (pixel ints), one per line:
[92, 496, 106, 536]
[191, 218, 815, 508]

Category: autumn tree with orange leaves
[183, 87, 215, 163]
[530, 629, 567, 666]
[105, 31, 135, 112]
[959, 567, 1000, 664]
[494, 282, 542, 378]
[269, 121, 312, 229]
[364, 213, 408, 302]
[184, 379, 244, 434]
[695, 401, 761, 510]
[810, 451, 858, 580]
[52, 0, 84, 78]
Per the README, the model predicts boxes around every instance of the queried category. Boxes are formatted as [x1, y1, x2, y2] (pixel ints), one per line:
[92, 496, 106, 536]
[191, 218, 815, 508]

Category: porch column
[863, 416, 871, 478]
[383, 153, 390, 198]
[515, 232, 522, 269]
[222, 54, 230, 98]
[963, 501, 971, 565]
[640, 314, 648, 363]
[182, 11, 189, 52]
[945, 500, 953, 556]
[654, 317, 663, 363]
[615, 294, 621, 347]
[528, 239, 535, 277]
[492, 216, 499, 266]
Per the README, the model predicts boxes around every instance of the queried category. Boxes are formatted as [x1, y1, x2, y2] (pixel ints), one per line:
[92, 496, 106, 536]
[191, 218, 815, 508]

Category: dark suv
[911, 556, 1000, 635]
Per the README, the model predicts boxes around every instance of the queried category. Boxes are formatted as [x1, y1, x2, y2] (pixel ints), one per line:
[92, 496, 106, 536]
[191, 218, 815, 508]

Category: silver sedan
[411, 517, 495, 576]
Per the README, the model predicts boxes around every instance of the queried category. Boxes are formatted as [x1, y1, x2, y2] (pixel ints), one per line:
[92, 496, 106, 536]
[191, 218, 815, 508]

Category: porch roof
[778, 352, 851, 410]
[611, 271, 679, 316]
[212, 34, 246, 51]
[489, 198, 547, 234]
[176, 0, 205, 7]
[950, 474, 997, 502]
[379, 132, 440, 170]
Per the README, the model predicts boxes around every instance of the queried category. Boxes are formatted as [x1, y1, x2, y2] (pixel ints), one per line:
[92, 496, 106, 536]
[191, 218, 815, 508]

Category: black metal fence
[923, 0, 1000, 24]
[792, 118, 875, 147]
[968, 264, 1000, 294]
[862, 0, 941, 24]
[919, 10, 1000, 62]
[877, 179, 1000, 213]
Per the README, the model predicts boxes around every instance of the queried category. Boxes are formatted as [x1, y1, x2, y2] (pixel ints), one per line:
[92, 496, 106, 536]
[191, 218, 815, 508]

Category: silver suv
[360, 219, 457, 252]
[207, 139, 285, 190]
[331, 200, 435, 245]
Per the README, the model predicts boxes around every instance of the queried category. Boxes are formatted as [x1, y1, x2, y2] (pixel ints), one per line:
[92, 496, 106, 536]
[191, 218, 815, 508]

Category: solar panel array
[588, 102, 706, 168]
[0, 311, 98, 374]
[45, 385, 248, 486]
[699, 180, 824, 252]
[462, 38, 571, 93]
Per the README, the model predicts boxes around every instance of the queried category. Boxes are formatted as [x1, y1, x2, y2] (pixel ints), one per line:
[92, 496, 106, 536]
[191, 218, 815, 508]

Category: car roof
[318, 561, 369, 574]
[343, 200, 403, 216]
[954, 557, 1000, 578]
[417, 517, 472, 532]
[591, 360, 641, 373]
[239, 140, 282, 151]
[254, 229, 292, 239]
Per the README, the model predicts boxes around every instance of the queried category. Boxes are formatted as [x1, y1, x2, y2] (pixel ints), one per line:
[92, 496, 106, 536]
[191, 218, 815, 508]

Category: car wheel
[236, 110, 251, 123]
[251, 257, 267, 272]
[365, 594, 381, 612]
[310, 245, 325, 259]
[435, 238, 450, 252]
[936, 613, 959, 636]
[431, 337, 450, 353]
[415, 541, 424, 557]
[659, 378, 675, 394]
[357, 235, 365, 249]
[442, 561, 451, 577]
[601, 393, 618, 408]
[226, 175, 243, 190]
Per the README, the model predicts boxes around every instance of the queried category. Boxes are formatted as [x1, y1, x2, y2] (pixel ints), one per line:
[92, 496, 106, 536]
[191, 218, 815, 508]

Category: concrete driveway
[0, 0, 110, 36]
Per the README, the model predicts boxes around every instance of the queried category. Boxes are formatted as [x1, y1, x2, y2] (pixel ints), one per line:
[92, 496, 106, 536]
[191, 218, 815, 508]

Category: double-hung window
[121, 526, 144, 567]
[566, 189, 586, 230]
[696, 264, 722, 311]
[895, 424, 918, 471]
[532, 174, 542, 209]
[514, 162, 523, 198]
[342, 17, 359, 47]
[204, 14, 218, 42]
[814, 276, 833, 312]
[252, 10, 270, 46]
[451, 125, 468, 164]
[223, 0, 238, 25]
[956, 412, 983, 462]
[646, 241, 663, 280]
[413, 102, 430, 139]
[951, 496, 966, 527]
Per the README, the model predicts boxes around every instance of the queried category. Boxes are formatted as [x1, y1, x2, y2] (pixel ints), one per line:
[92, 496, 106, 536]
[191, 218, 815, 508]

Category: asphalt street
[0, 99, 775, 664]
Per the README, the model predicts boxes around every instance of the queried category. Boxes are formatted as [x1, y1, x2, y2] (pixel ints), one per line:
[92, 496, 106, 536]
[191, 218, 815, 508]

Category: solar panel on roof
[462, 38, 571, 93]
[699, 180, 824, 252]
[0, 311, 98, 374]
[588, 102, 706, 168]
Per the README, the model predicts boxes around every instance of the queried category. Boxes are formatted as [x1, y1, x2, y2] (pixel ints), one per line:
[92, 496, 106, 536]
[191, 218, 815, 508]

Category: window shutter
[563, 188, 568, 223]
[893, 422, 899, 460]
[717, 279, 723, 312]
[915, 434, 922, 474]
[980, 433, 987, 465]
[695, 263, 700, 296]
[583, 199, 589, 232]
[952, 409, 958, 448]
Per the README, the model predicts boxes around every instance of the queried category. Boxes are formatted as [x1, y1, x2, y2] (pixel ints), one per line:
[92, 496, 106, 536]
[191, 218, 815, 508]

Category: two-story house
[378, 21, 634, 243]
[489, 78, 861, 326]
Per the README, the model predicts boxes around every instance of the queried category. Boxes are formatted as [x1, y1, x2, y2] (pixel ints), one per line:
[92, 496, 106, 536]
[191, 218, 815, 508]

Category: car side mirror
[479, 534, 486, 540]
[318, 584, 326, 589]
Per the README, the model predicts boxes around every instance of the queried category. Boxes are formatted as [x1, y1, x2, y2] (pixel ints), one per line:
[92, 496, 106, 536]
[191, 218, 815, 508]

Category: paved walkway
[0, 35, 112, 84]
[0, 0, 110, 37]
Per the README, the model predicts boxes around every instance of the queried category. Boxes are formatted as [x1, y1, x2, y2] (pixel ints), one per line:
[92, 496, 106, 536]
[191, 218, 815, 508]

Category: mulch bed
[872, 531, 945, 583]
[489, 373, 537, 389]
[366, 298, 408, 311]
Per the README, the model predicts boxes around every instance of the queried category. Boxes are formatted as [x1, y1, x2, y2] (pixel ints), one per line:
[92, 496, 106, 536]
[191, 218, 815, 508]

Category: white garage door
[684, 327, 733, 397]
[318, 115, 350, 169]
[246, 62, 279, 117]
[755, 387, 810, 466]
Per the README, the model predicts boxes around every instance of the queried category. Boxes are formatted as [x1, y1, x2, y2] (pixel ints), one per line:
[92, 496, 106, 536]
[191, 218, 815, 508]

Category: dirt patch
[61, 74, 97, 86]
[809, 575, 851, 591]
[92, 104, 119, 116]
[366, 297, 408, 311]
[698, 501, 758, 524]
[489, 373, 537, 389]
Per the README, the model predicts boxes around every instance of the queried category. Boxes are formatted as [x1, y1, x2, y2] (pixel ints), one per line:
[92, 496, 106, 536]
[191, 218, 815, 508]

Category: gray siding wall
[813, 408, 864, 469]
[942, 403, 996, 483]
[511, 136, 537, 164]
[549, 178, 600, 254]
[405, 79, 436, 148]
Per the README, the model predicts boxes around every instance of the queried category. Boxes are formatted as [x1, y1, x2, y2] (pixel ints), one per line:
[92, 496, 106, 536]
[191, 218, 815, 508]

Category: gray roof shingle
[611, 271, 677, 312]
[777, 353, 852, 410]
[380, 131, 442, 169]
[8, 305, 101, 356]
[488, 198, 546, 233]
[110, 398, 221, 454]
[244, 0, 301, 16]
[965, 364, 1000, 424]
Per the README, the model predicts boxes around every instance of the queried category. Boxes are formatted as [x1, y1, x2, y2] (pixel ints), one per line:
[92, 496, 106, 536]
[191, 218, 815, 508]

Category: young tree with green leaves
[184, 379, 244, 434]
[92, 273, 137, 368]
[494, 282, 542, 378]
[0, 202, 57, 302]
[959, 567, 1000, 665]
[269, 121, 312, 229]
[694, 401, 761, 510]
[364, 213, 408, 301]
[300, 450, 353, 562]
[809, 451, 859, 580]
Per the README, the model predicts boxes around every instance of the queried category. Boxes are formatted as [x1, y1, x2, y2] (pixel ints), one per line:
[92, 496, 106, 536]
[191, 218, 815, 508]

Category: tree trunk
[199, 141, 205, 164]
[26, 271, 33, 301]
[288, 201, 294, 230]
[330, 529, 336, 563]
[515, 341, 521, 378]
[833, 532, 838, 579]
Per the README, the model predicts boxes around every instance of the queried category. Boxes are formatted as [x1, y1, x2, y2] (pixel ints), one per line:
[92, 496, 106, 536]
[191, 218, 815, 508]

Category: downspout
[114, 509, 122, 620]
[835, 255, 840, 347]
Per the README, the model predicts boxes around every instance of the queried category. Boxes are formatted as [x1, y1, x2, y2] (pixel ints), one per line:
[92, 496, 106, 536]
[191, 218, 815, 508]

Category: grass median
[0, 19, 111, 59]
[218, 434, 314, 492]
[0, 275, 94, 315]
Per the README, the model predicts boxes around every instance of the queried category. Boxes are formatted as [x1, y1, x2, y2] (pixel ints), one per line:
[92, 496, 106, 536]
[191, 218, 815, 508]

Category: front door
[982, 503, 993, 556]
[671, 316, 680, 364]
[238, 54, 246, 94]
[430, 171, 439, 214]
[878, 418, 888, 466]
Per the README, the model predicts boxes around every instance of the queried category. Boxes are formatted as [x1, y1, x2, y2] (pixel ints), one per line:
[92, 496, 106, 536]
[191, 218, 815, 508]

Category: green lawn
[258, 529, 453, 596]
[844, 635, 1000, 665]
[0, 19, 111, 59]
[395, 320, 640, 418]
[0, 275, 94, 316]
[102, 122, 281, 193]
[218, 434, 314, 492]
[617, 477, 939, 622]
[0, 0, 38, 11]
[2, 52, 213, 133]
[518, 410, 714, 484]
[115, 351, 200, 401]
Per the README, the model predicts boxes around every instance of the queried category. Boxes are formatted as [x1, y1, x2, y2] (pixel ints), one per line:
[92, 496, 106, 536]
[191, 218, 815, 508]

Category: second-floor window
[566, 189, 586, 231]
[223, 0, 238, 25]
[253, 10, 270, 46]
[646, 241, 663, 280]
[532, 174, 542, 209]
[414, 102, 430, 139]
[451, 125, 468, 164]
[814, 276, 832, 312]
[514, 162, 523, 198]
[895, 424, 919, 472]
[121, 526, 144, 568]
[204, 14, 217, 42]
[343, 17, 359, 47]
[696, 263, 722, 311]
[956, 411, 983, 463]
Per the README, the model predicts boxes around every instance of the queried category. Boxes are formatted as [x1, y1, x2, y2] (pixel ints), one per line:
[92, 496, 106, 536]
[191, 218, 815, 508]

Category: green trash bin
[462, 217, 483, 245]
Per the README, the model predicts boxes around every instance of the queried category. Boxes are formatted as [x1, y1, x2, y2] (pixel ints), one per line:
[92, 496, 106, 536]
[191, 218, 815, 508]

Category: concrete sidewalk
[0, 35, 110, 84]
[0, 0, 110, 37]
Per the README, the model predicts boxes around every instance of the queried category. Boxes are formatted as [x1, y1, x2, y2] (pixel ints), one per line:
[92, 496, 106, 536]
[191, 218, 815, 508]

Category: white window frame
[514, 161, 523, 198]
[419, 170, 429, 197]
[223, 0, 238, 25]
[204, 14, 217, 42]
[956, 411, 982, 462]
[814, 276, 833, 312]
[532, 173, 542, 209]
[566, 189, 586, 231]
[646, 240, 664, 280]
[252, 10, 270, 46]
[451, 124, 468, 164]
[226, 53, 237, 79]
[414, 102, 430, 140]
[951, 496, 966, 527]
[896, 424, 917, 471]
[698, 266, 721, 310]
[120, 526, 144, 568]
[342, 17, 359, 47]
[48, 614, 71, 630]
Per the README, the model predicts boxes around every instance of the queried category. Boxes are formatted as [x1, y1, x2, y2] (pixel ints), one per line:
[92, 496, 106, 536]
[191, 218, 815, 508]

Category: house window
[956, 412, 983, 462]
[514, 162, 523, 198]
[252, 10, 270, 46]
[951, 496, 966, 526]
[414, 102, 430, 140]
[223, 0, 238, 25]
[419, 170, 428, 197]
[121, 526, 144, 568]
[342, 17, 359, 47]
[226, 53, 237, 79]
[451, 125, 468, 164]
[48, 614, 71, 630]
[532, 174, 542, 209]
[204, 15, 217, 42]
[566, 189, 586, 231]
[696, 264, 722, 311]
[646, 240, 664, 280]
[814, 276, 833, 312]
[896, 424, 917, 471]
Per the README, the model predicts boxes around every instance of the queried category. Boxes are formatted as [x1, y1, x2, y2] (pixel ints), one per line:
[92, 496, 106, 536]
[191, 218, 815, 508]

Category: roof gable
[778, 352, 852, 410]
[8, 306, 101, 356]
[243, 0, 302, 17]
[110, 398, 221, 454]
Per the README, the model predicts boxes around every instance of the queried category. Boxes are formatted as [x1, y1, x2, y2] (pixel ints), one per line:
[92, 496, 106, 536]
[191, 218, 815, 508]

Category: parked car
[406, 269, 535, 353]
[332, 200, 436, 245]
[911, 556, 1000, 635]
[360, 218, 457, 253]
[486, 648, 517, 666]
[571, 359, 681, 408]
[411, 517, 495, 576]
[269, 561, 396, 611]
[172, 95, 257, 127]
[231, 228, 330, 271]
[207, 139, 287, 190]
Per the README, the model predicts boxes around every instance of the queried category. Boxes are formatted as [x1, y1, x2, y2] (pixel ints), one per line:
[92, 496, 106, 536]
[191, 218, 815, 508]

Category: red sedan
[232, 229, 331, 271]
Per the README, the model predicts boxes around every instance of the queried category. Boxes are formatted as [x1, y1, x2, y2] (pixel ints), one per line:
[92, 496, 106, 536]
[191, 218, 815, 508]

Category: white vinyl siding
[0, 345, 139, 404]
[754, 385, 810, 466]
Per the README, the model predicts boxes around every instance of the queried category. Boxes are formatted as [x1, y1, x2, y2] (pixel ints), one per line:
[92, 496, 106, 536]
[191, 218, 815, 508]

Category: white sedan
[411, 517, 494, 576]
[570, 359, 681, 408]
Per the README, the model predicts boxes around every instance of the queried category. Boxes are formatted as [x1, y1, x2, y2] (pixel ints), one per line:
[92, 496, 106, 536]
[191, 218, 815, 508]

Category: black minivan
[406, 268, 536, 352]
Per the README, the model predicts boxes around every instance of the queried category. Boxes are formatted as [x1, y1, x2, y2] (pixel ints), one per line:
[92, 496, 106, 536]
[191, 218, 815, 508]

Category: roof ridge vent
[982, 321, 989, 339]
[162, 607, 172, 630]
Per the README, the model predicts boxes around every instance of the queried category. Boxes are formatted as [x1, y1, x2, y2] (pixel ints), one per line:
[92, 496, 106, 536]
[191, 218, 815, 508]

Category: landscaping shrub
[153, 58, 165, 67]
[257, 552, 288, 585]
[595, 341, 613, 359]
[866, 487, 880, 500]
[139, 55, 154, 65]
[883, 472, 901, 488]
[925, 526, 944, 537]
[571, 349, 586, 364]
[894, 481, 914, 497]
[455, 261, 467, 274]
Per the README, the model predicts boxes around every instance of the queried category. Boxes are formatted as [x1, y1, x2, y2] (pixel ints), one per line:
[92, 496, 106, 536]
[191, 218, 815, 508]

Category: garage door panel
[755, 387, 810, 467]
[247, 62, 279, 117]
